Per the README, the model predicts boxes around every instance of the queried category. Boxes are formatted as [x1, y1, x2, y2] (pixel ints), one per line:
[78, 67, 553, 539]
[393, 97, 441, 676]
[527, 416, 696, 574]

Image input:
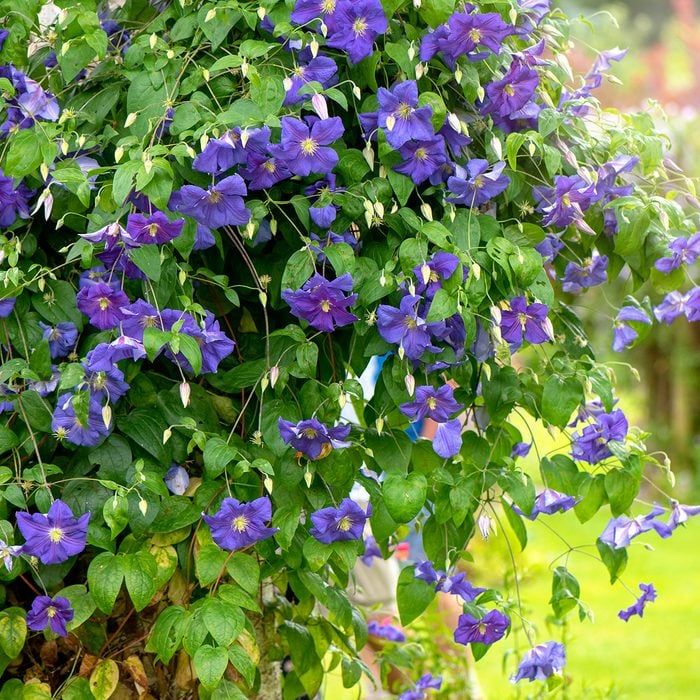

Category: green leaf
[29, 339, 52, 381]
[324, 243, 356, 277]
[419, 0, 455, 27]
[382, 472, 427, 523]
[541, 376, 583, 428]
[203, 437, 238, 479]
[196, 543, 228, 587]
[574, 474, 607, 523]
[129, 245, 162, 281]
[89, 659, 119, 700]
[425, 288, 457, 322]
[421, 221, 451, 247]
[123, 551, 158, 611]
[150, 497, 200, 532]
[397, 566, 435, 625]
[118, 409, 170, 463]
[550, 566, 581, 618]
[596, 540, 628, 583]
[0, 426, 19, 455]
[225, 552, 260, 594]
[58, 584, 96, 631]
[295, 342, 318, 378]
[4, 129, 42, 178]
[0, 607, 26, 658]
[194, 644, 229, 689]
[281, 249, 315, 291]
[143, 327, 172, 361]
[103, 492, 130, 538]
[228, 645, 256, 686]
[501, 498, 527, 551]
[145, 606, 188, 664]
[202, 598, 245, 646]
[387, 168, 413, 206]
[605, 468, 640, 517]
[175, 333, 203, 375]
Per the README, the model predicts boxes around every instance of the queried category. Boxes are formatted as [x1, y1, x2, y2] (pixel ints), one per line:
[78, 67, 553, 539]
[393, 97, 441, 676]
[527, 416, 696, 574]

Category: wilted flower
[310, 498, 370, 543]
[367, 619, 406, 642]
[618, 583, 657, 622]
[16, 499, 90, 565]
[26, 595, 74, 637]
[202, 496, 278, 551]
[360, 535, 382, 566]
[511, 641, 566, 683]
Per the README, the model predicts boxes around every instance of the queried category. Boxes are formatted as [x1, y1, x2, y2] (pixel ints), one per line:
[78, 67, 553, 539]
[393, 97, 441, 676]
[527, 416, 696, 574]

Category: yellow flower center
[415, 147, 428, 161]
[478, 622, 487, 635]
[47, 606, 57, 619]
[301, 427, 318, 438]
[474, 175, 485, 188]
[404, 316, 417, 329]
[320, 299, 332, 312]
[504, 84, 515, 97]
[143, 315, 158, 328]
[293, 66, 305, 77]
[561, 194, 571, 207]
[208, 189, 223, 204]
[148, 223, 159, 237]
[301, 138, 318, 156]
[337, 516, 352, 531]
[321, 0, 335, 13]
[397, 102, 412, 120]
[54, 427, 68, 440]
[98, 297, 110, 311]
[429, 271, 439, 282]
[469, 28, 482, 42]
[427, 397, 437, 410]
[49, 527, 63, 543]
[518, 312, 528, 328]
[231, 515, 248, 532]
[352, 17, 368, 37]
[263, 160, 277, 173]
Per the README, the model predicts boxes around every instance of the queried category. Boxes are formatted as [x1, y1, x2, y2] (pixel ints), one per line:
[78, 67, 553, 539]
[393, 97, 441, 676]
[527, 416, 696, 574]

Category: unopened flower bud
[124, 112, 138, 128]
[179, 382, 190, 407]
[258, 290, 267, 306]
[420, 263, 431, 286]
[205, 8, 216, 21]
[420, 202, 433, 221]
[408, 45, 415, 61]
[375, 416, 384, 434]
[352, 84, 361, 100]
[138, 499, 148, 516]
[114, 146, 124, 163]
[415, 63, 424, 79]
[264, 475, 273, 493]
[304, 468, 313, 488]
[405, 374, 415, 396]
[257, 6, 266, 19]
[270, 366, 280, 388]
[311, 93, 328, 120]
[310, 39, 319, 57]
[149, 33, 157, 49]
[167, 49, 175, 59]
[40, 163, 49, 181]
[102, 405, 112, 429]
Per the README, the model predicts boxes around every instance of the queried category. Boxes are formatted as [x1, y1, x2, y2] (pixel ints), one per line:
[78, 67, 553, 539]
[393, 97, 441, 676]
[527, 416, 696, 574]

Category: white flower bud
[447, 112, 461, 132]
[259, 290, 267, 306]
[200, 134, 209, 151]
[385, 114, 396, 132]
[179, 382, 190, 408]
[163, 428, 172, 444]
[283, 77, 293, 92]
[261, 375, 269, 392]
[420, 202, 433, 221]
[257, 6, 266, 19]
[362, 142, 374, 170]
[454, 66, 462, 83]
[241, 60, 249, 78]
[205, 8, 216, 21]
[415, 63, 424, 79]
[420, 263, 431, 286]
[405, 374, 415, 396]
[102, 404, 112, 429]
[124, 112, 138, 128]
[270, 366, 280, 388]
[304, 469, 313, 488]
[40, 163, 49, 181]
[138, 499, 148, 516]
[114, 146, 124, 163]
[311, 94, 328, 120]
[150, 33, 157, 49]
[491, 135, 503, 161]
[375, 417, 384, 434]
[477, 85, 485, 102]
[264, 476, 273, 493]
[143, 159, 152, 175]
[310, 39, 319, 57]
[352, 84, 362, 100]
[167, 49, 175, 59]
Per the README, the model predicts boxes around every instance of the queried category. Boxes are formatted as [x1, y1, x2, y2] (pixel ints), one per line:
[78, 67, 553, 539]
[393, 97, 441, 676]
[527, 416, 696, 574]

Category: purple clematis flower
[654, 232, 700, 273]
[281, 273, 358, 332]
[454, 609, 510, 646]
[164, 465, 189, 496]
[612, 306, 651, 352]
[290, 0, 339, 26]
[170, 175, 250, 229]
[482, 60, 539, 119]
[399, 673, 442, 700]
[653, 288, 700, 324]
[561, 253, 608, 293]
[413, 252, 460, 298]
[0, 169, 33, 227]
[571, 408, 628, 464]
[310, 498, 370, 543]
[375, 80, 434, 149]
[78, 266, 120, 291]
[497, 296, 553, 350]
[81, 364, 129, 403]
[272, 116, 343, 176]
[120, 299, 161, 342]
[85, 337, 147, 371]
[325, 0, 388, 64]
[618, 583, 657, 622]
[0, 539, 22, 572]
[414, 561, 485, 601]
[40, 322, 78, 358]
[0, 298, 16, 317]
[52, 393, 111, 447]
[394, 137, 447, 185]
[203, 497, 278, 551]
[400, 385, 463, 423]
[0, 30, 8, 51]
[443, 12, 514, 63]
[193, 129, 248, 174]
[533, 176, 596, 230]
[511, 641, 566, 683]
[377, 295, 439, 361]
[76, 283, 129, 330]
[360, 535, 382, 566]
[126, 211, 184, 245]
[26, 596, 74, 637]
[367, 620, 405, 642]
[667, 500, 700, 531]
[535, 232, 564, 263]
[511, 442, 532, 458]
[447, 159, 510, 207]
[278, 417, 351, 459]
[599, 504, 671, 549]
[239, 150, 291, 190]
[514, 489, 578, 520]
[16, 499, 89, 565]
[79, 221, 137, 249]
[199, 313, 235, 374]
[284, 55, 338, 105]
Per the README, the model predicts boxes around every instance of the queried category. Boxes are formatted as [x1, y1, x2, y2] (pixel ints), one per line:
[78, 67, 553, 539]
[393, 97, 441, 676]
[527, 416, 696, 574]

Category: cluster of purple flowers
[571, 408, 628, 464]
[415, 560, 486, 602]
